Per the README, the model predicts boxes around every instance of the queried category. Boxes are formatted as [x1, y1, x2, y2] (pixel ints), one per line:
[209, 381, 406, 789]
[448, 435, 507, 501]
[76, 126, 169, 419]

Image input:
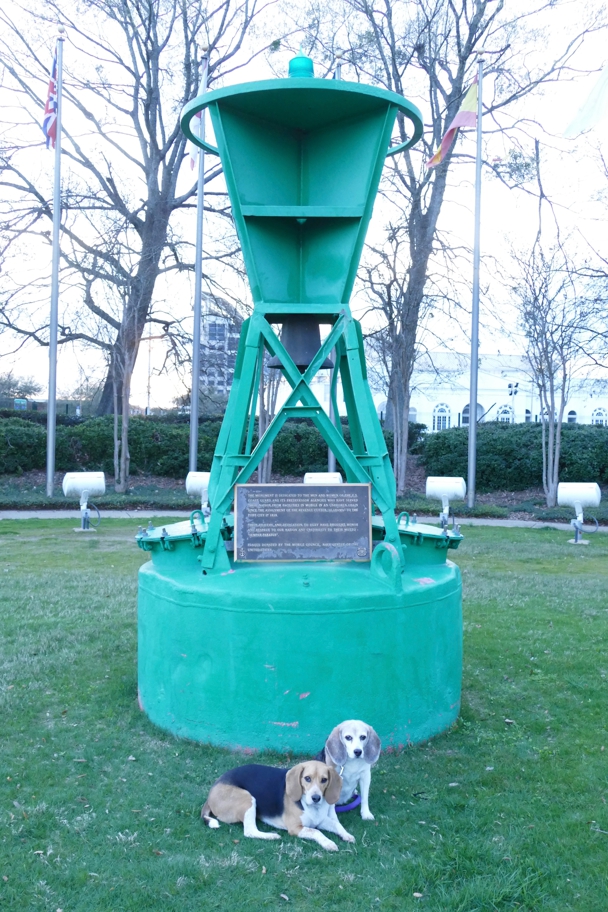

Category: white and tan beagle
[317, 719, 381, 820]
[201, 760, 355, 852]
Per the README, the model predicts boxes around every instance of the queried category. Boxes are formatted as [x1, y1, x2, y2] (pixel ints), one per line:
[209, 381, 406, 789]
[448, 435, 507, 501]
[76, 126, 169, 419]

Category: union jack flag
[42, 48, 58, 149]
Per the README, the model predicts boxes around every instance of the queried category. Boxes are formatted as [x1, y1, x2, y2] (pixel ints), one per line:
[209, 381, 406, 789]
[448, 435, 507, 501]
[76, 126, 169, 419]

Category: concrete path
[1, 509, 606, 534]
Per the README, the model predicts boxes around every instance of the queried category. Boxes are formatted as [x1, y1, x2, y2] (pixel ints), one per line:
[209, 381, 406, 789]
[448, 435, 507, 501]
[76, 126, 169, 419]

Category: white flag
[565, 66, 608, 137]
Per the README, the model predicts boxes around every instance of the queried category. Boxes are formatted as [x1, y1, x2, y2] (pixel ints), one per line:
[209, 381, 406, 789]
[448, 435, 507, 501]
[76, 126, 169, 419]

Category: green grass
[0, 477, 195, 511]
[1, 521, 607, 910]
[396, 494, 510, 519]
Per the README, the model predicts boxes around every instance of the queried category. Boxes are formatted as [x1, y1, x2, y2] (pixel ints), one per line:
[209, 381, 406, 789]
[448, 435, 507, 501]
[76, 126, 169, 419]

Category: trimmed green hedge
[0, 419, 47, 474]
[0, 416, 425, 478]
[3, 416, 607, 489]
[0, 417, 223, 477]
[421, 422, 608, 491]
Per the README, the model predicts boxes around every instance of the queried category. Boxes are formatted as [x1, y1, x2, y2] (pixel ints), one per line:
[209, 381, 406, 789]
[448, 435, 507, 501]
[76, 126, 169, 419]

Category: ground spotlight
[426, 476, 466, 532]
[62, 472, 105, 531]
[557, 482, 601, 544]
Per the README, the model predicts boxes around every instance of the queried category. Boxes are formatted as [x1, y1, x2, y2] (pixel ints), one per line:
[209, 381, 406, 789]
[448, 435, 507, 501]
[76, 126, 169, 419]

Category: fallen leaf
[413, 892, 424, 898]
[504, 719, 515, 725]
[262, 866, 267, 874]
[233, 839, 239, 844]
[280, 895, 289, 902]
[153, 850, 163, 856]
[448, 782, 459, 787]
[127, 756, 136, 761]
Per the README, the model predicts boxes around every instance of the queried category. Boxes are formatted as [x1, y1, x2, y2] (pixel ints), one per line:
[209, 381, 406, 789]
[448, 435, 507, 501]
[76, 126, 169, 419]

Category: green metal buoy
[135, 56, 463, 752]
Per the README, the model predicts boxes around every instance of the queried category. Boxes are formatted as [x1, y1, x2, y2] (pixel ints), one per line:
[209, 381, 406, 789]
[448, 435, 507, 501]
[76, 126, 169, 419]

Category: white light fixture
[426, 476, 466, 531]
[303, 472, 343, 484]
[186, 471, 211, 517]
[557, 482, 601, 544]
[62, 471, 105, 531]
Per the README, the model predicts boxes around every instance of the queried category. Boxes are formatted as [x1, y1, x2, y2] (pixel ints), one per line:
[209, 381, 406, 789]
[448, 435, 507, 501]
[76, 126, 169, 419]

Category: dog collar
[335, 793, 361, 814]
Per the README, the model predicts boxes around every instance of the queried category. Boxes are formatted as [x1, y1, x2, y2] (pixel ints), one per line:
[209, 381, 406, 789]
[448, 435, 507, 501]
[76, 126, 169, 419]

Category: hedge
[421, 422, 608, 491]
[0, 416, 423, 478]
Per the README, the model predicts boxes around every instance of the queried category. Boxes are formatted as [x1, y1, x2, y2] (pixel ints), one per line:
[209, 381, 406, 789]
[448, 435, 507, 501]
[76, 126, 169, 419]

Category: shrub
[421, 421, 608, 491]
[0, 419, 47, 474]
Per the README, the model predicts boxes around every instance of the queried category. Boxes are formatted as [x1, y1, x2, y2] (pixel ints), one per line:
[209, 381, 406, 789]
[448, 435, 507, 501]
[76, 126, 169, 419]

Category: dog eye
[345, 735, 353, 741]
[321, 777, 328, 783]
[304, 776, 311, 782]
[360, 735, 366, 741]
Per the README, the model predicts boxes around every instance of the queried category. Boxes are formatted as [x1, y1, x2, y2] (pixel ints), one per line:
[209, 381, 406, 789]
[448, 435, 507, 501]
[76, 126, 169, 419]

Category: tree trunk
[257, 367, 281, 483]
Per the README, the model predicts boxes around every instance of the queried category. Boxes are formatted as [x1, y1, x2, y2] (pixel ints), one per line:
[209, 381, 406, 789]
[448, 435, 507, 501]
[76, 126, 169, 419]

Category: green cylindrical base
[137, 555, 462, 752]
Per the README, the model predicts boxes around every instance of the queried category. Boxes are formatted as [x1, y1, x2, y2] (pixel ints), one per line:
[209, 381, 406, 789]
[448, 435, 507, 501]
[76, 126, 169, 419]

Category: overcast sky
[2, 9, 607, 409]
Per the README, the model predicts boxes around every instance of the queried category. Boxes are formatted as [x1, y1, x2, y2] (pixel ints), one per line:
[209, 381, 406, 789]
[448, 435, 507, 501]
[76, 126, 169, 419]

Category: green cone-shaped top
[288, 51, 314, 78]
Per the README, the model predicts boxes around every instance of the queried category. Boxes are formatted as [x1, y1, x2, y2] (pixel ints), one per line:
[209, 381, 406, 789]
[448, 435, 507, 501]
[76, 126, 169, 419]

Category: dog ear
[325, 725, 347, 766]
[324, 766, 343, 806]
[364, 726, 382, 764]
[285, 764, 304, 802]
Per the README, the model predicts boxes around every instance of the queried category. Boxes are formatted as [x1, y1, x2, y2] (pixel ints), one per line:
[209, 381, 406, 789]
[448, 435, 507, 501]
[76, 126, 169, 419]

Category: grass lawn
[1, 519, 607, 911]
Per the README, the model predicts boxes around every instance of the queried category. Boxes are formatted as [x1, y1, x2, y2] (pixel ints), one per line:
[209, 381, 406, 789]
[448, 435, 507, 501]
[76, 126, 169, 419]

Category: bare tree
[511, 242, 595, 507]
[293, 0, 605, 493]
[0, 0, 279, 488]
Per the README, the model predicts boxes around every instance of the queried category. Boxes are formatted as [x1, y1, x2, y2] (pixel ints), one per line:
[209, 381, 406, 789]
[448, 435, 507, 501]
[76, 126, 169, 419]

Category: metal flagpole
[46, 26, 65, 497]
[466, 54, 484, 509]
[189, 48, 209, 473]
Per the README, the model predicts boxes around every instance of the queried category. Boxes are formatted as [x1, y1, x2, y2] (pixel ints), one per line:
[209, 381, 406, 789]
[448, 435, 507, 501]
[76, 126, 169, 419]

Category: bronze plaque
[234, 484, 371, 562]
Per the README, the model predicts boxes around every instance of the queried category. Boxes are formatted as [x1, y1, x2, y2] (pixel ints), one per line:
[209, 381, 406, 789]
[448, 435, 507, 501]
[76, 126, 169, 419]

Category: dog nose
[354, 748, 362, 757]
[311, 794, 321, 803]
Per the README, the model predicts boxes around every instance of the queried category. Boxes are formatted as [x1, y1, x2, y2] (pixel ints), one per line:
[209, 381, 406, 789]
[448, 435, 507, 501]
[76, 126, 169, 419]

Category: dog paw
[342, 833, 356, 843]
[324, 841, 339, 852]
[361, 810, 375, 821]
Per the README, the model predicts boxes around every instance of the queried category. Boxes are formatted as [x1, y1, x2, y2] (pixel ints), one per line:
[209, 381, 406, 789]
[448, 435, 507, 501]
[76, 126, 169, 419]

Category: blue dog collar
[335, 793, 361, 813]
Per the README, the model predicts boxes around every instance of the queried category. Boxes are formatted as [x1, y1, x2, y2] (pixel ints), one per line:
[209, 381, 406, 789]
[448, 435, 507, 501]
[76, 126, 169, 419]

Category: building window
[432, 404, 451, 431]
[567, 410, 577, 424]
[408, 407, 417, 423]
[525, 409, 532, 423]
[497, 405, 514, 423]
[592, 408, 608, 426]
[462, 403, 484, 426]
[208, 321, 226, 343]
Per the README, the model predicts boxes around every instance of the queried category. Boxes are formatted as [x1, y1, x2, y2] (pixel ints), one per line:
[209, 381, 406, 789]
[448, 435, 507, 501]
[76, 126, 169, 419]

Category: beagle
[201, 761, 355, 852]
[317, 720, 381, 820]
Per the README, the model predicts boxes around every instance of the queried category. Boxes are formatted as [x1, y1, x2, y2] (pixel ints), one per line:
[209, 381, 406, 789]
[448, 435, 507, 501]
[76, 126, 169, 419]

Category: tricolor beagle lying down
[317, 719, 381, 820]
[201, 760, 355, 851]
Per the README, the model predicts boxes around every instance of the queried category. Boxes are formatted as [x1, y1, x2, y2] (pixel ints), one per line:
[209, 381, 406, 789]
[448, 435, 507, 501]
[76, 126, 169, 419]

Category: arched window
[497, 404, 514, 423]
[592, 408, 608, 426]
[567, 410, 577, 424]
[525, 409, 532, 423]
[432, 403, 451, 431]
[408, 407, 418, 423]
[462, 403, 484, 426]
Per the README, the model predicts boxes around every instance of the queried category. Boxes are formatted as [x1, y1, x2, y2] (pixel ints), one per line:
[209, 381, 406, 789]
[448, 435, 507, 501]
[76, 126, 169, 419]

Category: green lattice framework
[181, 70, 423, 572]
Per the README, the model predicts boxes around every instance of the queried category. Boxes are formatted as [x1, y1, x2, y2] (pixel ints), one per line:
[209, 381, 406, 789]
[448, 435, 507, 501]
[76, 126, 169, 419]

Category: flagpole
[466, 54, 484, 509]
[46, 27, 65, 498]
[189, 48, 209, 473]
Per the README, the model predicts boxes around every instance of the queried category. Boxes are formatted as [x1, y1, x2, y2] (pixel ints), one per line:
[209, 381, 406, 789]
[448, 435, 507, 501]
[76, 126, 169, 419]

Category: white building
[407, 352, 608, 431]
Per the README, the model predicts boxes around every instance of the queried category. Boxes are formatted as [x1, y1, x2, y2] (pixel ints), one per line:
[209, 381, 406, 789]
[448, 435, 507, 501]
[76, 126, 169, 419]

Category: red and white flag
[42, 48, 58, 149]
[427, 79, 478, 169]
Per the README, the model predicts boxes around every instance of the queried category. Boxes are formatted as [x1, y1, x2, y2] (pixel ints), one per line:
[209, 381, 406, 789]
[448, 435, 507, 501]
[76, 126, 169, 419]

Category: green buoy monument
[136, 54, 463, 751]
